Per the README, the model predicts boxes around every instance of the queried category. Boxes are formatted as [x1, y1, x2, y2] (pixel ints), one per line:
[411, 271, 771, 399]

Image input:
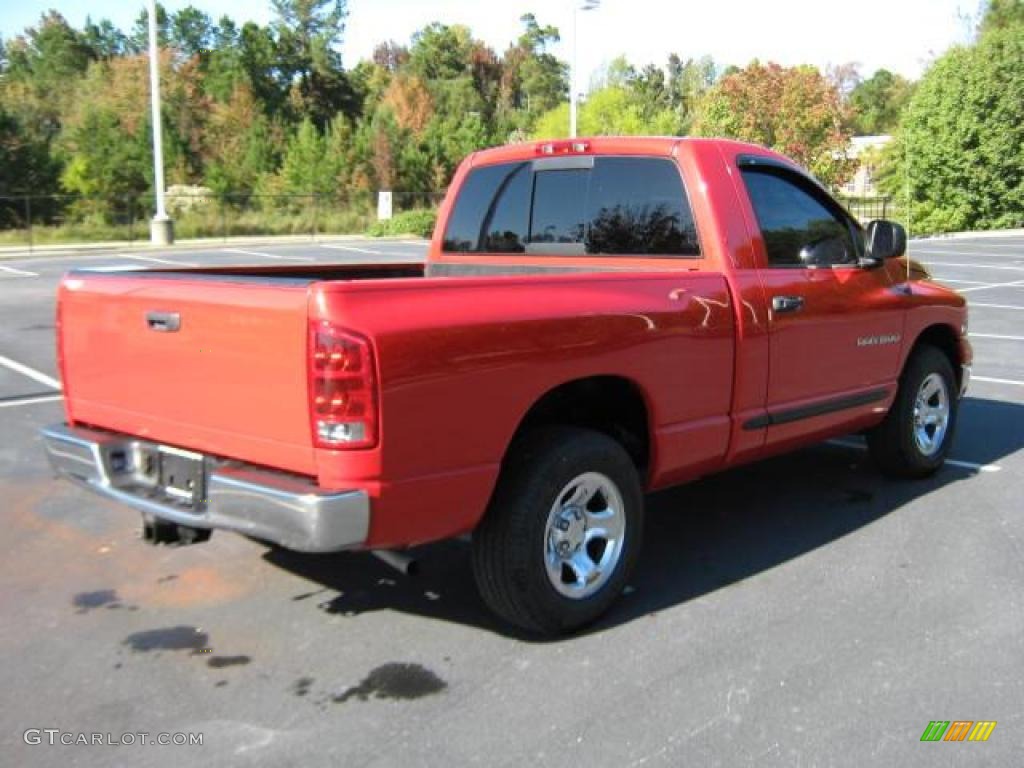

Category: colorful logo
[920, 721, 997, 742]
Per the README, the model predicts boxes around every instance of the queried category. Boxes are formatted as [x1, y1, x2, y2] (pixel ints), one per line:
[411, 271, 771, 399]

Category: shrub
[878, 25, 1024, 234]
[367, 209, 437, 238]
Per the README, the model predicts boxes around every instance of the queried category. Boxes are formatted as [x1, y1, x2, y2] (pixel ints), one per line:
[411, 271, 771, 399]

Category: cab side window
[443, 162, 530, 253]
[741, 167, 862, 268]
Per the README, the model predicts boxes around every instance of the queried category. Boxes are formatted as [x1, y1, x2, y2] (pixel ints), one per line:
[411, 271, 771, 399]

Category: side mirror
[866, 219, 907, 260]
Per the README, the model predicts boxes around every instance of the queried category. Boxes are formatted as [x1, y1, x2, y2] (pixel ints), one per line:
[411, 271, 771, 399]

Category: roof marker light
[536, 140, 591, 156]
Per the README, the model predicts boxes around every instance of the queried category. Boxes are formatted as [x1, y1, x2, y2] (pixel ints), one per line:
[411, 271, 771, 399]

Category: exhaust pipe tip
[371, 549, 418, 576]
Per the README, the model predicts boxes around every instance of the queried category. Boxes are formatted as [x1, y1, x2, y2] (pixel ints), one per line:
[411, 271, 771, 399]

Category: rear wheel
[472, 427, 643, 635]
[867, 345, 958, 478]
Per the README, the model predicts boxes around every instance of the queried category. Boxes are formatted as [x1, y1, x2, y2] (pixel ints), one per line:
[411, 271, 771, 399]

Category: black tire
[472, 427, 644, 636]
[867, 345, 958, 478]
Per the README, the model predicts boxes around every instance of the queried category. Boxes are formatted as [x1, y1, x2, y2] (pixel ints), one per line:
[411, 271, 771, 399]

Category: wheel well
[508, 377, 651, 474]
[911, 324, 963, 388]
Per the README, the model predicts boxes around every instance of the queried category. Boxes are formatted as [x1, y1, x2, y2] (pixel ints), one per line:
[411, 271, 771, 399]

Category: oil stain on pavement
[206, 655, 251, 668]
[332, 663, 447, 703]
[293, 677, 315, 697]
[122, 626, 209, 653]
[73, 589, 138, 613]
[73, 590, 119, 613]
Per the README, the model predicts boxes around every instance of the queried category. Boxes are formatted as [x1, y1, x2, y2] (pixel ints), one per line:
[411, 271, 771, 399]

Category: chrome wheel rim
[913, 372, 950, 457]
[543, 472, 626, 600]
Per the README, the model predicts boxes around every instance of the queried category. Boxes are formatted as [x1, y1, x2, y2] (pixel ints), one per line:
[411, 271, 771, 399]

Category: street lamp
[570, 0, 600, 139]
[147, 0, 173, 244]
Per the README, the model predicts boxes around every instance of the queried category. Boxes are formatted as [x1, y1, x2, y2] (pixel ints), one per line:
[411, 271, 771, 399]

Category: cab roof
[466, 136, 777, 168]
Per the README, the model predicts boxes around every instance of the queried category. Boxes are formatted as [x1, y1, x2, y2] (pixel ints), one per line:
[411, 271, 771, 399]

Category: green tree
[60, 50, 209, 201]
[4, 12, 94, 101]
[848, 69, 914, 135]
[514, 14, 566, 116]
[0, 101, 60, 197]
[667, 54, 717, 131]
[879, 25, 1024, 233]
[1, 10, 97, 198]
[632, 64, 671, 123]
[979, 0, 1024, 33]
[204, 84, 280, 194]
[533, 86, 676, 139]
[408, 23, 473, 81]
[694, 61, 854, 187]
[275, 117, 343, 195]
[128, 3, 169, 53]
[170, 6, 214, 59]
[60, 108, 149, 201]
[204, 21, 289, 114]
[273, 0, 354, 127]
[82, 17, 127, 60]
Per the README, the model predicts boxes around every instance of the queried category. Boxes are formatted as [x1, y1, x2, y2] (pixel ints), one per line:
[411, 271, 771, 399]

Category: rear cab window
[442, 155, 701, 258]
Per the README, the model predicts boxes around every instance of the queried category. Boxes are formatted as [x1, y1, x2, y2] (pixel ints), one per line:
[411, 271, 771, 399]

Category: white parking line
[914, 245, 1024, 254]
[970, 303, 1024, 310]
[969, 333, 1024, 341]
[935, 278, 991, 285]
[222, 248, 313, 262]
[0, 355, 61, 390]
[944, 459, 1002, 472]
[973, 375, 1024, 387]
[926, 262, 1024, 272]
[120, 254, 199, 267]
[88, 264, 146, 272]
[0, 394, 63, 409]
[0, 265, 40, 277]
[915, 252, 1024, 261]
[918, 241, 1024, 249]
[826, 439, 1001, 473]
[958, 279, 1024, 293]
[319, 244, 387, 255]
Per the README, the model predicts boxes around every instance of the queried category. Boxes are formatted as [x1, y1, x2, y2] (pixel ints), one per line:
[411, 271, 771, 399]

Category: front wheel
[867, 345, 958, 478]
[471, 427, 644, 635]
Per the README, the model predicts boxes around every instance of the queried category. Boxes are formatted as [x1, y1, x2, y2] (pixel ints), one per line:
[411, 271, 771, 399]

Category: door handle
[146, 311, 181, 332]
[772, 295, 805, 314]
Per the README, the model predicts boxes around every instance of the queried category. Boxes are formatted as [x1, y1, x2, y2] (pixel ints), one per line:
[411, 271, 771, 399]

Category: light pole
[570, 0, 600, 138]
[147, 0, 173, 244]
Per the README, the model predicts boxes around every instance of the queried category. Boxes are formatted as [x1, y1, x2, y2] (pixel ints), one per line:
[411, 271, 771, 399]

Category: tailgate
[59, 272, 316, 476]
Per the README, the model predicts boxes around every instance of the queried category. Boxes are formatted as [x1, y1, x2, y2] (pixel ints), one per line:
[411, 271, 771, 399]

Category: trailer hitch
[141, 514, 212, 546]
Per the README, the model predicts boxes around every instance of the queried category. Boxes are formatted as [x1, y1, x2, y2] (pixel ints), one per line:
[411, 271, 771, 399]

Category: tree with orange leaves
[695, 61, 854, 188]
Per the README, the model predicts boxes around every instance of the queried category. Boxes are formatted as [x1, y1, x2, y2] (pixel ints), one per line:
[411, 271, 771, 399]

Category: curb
[911, 229, 1024, 242]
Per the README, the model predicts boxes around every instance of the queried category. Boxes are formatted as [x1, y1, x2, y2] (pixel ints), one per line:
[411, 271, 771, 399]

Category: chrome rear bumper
[41, 423, 369, 552]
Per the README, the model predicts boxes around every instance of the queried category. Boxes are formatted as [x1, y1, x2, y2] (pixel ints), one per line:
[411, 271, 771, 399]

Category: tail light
[307, 321, 378, 449]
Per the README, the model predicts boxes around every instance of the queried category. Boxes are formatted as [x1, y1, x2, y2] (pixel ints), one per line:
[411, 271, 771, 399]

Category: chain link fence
[838, 196, 904, 228]
[0, 191, 432, 251]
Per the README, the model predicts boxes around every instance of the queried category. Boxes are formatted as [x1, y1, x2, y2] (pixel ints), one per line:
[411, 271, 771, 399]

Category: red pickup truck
[43, 137, 971, 634]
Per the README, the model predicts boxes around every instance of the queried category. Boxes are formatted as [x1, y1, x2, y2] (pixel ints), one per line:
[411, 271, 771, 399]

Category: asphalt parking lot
[1, 234, 1022, 766]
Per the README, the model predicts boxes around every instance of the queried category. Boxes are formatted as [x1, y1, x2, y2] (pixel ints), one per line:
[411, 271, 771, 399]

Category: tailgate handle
[146, 311, 181, 332]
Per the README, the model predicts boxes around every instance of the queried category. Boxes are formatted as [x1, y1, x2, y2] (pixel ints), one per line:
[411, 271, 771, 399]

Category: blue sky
[3, 0, 976, 85]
